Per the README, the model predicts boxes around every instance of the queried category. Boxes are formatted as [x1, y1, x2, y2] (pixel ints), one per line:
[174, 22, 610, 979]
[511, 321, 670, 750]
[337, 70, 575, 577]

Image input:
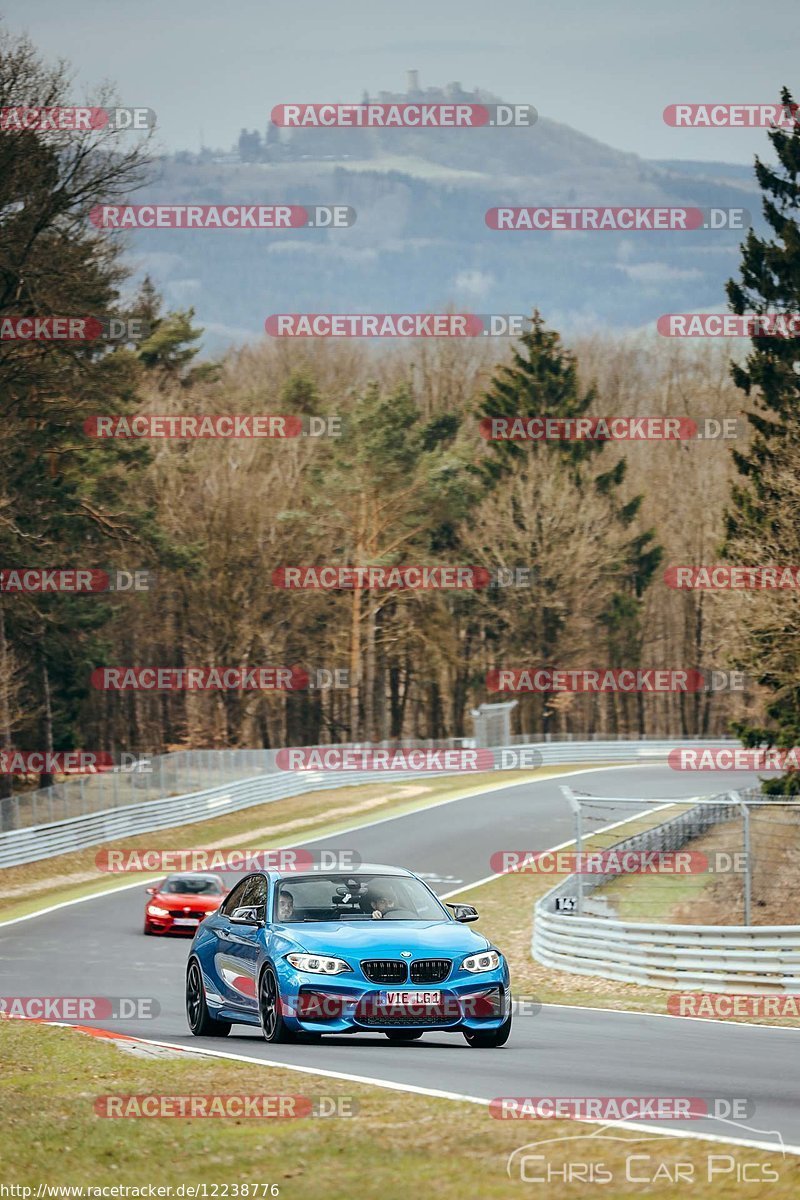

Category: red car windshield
[162, 878, 223, 895]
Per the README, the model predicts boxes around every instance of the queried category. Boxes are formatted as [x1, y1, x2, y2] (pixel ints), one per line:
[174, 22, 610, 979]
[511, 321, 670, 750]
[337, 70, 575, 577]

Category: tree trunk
[39, 655, 54, 789]
[0, 603, 15, 830]
[364, 598, 376, 741]
[349, 587, 362, 739]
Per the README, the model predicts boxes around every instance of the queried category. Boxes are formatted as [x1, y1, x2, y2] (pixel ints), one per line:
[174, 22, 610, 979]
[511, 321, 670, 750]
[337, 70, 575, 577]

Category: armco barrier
[532, 794, 800, 992]
[0, 739, 737, 870]
[533, 910, 800, 991]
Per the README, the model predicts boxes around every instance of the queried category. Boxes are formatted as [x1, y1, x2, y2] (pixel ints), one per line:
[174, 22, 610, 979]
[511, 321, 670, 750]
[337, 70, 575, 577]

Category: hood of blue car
[285, 920, 490, 957]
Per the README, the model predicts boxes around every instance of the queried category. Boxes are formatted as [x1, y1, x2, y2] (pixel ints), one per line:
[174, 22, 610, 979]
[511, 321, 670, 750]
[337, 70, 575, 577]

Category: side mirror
[146, 886, 158, 895]
[447, 903, 479, 923]
[230, 906, 262, 926]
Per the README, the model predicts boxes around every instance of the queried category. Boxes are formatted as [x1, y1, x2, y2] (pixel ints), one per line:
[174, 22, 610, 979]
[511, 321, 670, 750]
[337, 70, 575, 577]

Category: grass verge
[0, 1020, 795, 1196]
[600, 806, 800, 926]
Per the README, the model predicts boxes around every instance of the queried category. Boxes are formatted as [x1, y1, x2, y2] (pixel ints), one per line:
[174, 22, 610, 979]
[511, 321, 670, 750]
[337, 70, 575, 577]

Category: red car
[143, 872, 228, 935]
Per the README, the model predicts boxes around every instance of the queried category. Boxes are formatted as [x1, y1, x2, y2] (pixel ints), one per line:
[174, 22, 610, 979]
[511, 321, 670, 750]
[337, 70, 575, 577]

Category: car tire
[385, 1030, 423, 1042]
[143, 921, 154, 935]
[258, 965, 296, 1044]
[463, 1012, 512, 1048]
[186, 959, 231, 1037]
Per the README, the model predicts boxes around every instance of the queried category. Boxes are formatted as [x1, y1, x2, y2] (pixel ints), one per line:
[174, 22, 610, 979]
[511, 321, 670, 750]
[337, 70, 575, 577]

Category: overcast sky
[7, 0, 798, 163]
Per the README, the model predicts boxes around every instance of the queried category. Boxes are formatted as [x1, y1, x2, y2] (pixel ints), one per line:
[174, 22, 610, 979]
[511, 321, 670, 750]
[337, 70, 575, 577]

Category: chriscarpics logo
[506, 1119, 785, 1185]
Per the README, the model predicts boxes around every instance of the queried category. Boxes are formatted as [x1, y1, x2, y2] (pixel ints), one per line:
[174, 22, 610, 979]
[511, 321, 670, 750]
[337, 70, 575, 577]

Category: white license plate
[174, 917, 200, 926]
[380, 990, 441, 1006]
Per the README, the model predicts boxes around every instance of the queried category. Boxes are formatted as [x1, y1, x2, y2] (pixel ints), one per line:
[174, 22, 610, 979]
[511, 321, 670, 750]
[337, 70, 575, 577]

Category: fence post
[561, 786, 583, 915]
[731, 791, 751, 926]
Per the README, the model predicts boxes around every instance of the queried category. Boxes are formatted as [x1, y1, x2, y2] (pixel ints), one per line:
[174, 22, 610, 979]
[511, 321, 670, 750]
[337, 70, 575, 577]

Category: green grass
[1, 1020, 795, 1196]
[599, 867, 716, 922]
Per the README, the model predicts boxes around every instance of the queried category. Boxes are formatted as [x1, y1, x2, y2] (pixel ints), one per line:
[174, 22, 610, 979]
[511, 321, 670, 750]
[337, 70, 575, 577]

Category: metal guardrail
[532, 794, 800, 992]
[1, 733, 730, 831]
[533, 911, 800, 991]
[0, 738, 737, 869]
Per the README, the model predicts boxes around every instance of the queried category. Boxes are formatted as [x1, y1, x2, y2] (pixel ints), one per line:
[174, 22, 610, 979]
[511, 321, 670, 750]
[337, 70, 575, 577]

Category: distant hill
[648, 159, 758, 185]
[122, 82, 763, 354]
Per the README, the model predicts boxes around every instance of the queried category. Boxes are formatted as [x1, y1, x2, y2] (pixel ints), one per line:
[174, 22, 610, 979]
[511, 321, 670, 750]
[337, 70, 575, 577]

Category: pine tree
[134, 279, 218, 387]
[476, 311, 603, 481]
[0, 30, 158, 798]
[723, 86, 800, 790]
[475, 313, 661, 731]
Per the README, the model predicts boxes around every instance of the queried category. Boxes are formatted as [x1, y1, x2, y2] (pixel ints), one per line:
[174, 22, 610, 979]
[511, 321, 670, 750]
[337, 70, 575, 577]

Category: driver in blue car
[367, 884, 398, 918]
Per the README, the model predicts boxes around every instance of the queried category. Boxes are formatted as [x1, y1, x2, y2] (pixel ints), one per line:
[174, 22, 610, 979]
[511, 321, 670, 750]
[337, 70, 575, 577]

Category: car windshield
[162, 877, 223, 895]
[273, 874, 448, 922]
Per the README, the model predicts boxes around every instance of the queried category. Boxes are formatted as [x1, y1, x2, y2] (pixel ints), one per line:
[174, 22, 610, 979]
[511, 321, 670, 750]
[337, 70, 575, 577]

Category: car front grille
[355, 1004, 457, 1028]
[167, 909, 201, 918]
[361, 959, 408, 984]
[410, 959, 451, 983]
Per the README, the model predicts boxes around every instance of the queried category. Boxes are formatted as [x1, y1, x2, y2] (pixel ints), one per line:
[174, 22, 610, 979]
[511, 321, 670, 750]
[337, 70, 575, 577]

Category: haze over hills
[124, 75, 762, 353]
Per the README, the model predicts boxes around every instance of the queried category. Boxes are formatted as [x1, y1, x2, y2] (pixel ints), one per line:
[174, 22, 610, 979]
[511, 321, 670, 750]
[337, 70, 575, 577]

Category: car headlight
[147, 905, 170, 917]
[285, 953, 351, 975]
[462, 950, 501, 973]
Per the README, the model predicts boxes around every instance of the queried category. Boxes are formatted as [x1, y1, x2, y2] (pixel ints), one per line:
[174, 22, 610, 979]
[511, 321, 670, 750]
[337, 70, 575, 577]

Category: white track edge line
[81, 1030, 800, 1157]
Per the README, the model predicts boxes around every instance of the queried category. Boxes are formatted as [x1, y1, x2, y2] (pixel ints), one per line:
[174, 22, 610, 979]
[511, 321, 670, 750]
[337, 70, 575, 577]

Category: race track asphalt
[1, 764, 797, 1152]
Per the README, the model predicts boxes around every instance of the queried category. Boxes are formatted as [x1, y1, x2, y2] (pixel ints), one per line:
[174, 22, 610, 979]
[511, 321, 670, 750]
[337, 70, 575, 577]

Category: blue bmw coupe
[185, 863, 512, 1046]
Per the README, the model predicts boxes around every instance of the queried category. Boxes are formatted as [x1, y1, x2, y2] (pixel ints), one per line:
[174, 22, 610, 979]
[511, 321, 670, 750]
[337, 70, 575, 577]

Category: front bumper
[276, 968, 511, 1033]
[145, 911, 211, 935]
